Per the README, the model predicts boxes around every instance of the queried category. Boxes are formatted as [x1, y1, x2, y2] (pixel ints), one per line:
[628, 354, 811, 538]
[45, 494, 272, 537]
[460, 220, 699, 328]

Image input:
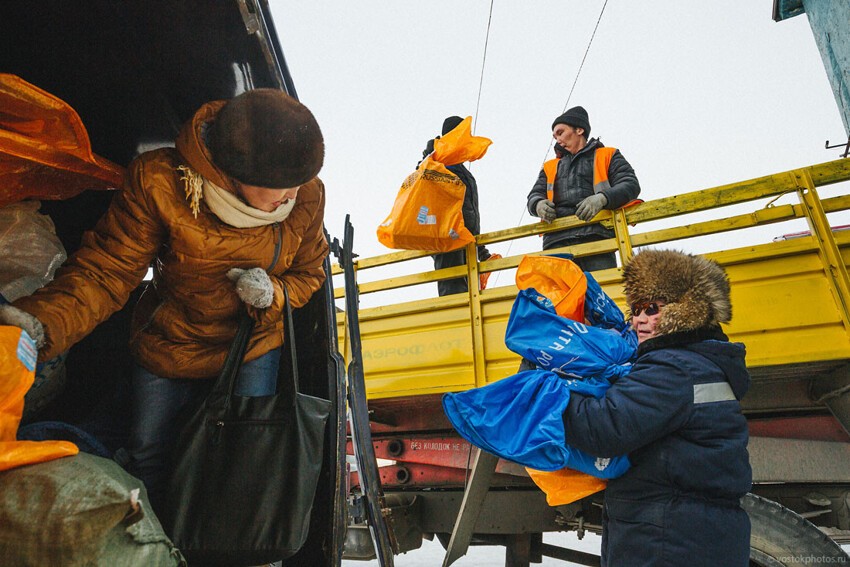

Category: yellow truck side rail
[334, 159, 850, 400]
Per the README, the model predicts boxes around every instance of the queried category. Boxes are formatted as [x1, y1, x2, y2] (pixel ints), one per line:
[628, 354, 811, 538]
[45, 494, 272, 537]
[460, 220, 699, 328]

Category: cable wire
[472, 0, 495, 136]
[495, 0, 609, 284]
[550, 0, 609, 156]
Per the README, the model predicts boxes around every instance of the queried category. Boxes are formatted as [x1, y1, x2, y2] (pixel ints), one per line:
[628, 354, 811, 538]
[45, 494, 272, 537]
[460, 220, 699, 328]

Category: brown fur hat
[208, 89, 324, 188]
[622, 249, 732, 335]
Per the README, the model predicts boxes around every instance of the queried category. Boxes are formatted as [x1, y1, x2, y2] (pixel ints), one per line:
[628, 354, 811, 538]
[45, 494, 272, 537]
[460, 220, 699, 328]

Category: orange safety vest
[542, 146, 617, 202]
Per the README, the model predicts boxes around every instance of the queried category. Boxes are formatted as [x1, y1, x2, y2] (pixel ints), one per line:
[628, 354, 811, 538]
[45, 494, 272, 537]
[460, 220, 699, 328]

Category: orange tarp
[0, 74, 124, 208]
[0, 326, 78, 471]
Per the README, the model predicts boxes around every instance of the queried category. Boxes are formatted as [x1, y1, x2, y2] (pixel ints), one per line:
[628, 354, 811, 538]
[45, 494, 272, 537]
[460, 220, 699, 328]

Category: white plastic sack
[0, 201, 66, 302]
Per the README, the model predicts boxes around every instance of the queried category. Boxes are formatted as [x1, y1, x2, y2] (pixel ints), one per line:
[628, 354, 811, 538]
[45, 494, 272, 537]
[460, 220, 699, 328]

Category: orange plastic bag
[0, 326, 78, 471]
[377, 116, 492, 252]
[0, 74, 125, 208]
[515, 255, 588, 321]
[376, 156, 475, 252]
[432, 116, 492, 165]
[526, 466, 606, 506]
[479, 253, 502, 290]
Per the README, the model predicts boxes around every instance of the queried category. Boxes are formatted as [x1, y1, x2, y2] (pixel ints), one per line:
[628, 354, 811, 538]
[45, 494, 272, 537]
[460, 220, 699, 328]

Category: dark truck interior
[1, 2, 345, 564]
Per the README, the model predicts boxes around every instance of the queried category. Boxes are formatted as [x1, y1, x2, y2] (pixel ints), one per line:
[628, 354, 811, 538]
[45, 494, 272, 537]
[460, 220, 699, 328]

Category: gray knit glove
[0, 304, 45, 348]
[226, 268, 274, 309]
[535, 199, 556, 222]
[575, 193, 608, 221]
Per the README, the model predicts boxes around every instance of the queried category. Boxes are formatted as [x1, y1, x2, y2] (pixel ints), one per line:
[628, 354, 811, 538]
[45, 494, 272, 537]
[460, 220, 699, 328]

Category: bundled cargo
[0, 452, 185, 566]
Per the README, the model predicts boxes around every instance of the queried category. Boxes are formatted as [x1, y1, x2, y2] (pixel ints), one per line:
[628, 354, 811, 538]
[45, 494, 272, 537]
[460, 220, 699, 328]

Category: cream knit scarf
[178, 166, 295, 228]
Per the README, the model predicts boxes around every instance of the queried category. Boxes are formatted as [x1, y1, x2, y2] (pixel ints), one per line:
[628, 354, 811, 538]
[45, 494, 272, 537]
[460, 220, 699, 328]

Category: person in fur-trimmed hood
[563, 249, 752, 566]
[0, 89, 328, 510]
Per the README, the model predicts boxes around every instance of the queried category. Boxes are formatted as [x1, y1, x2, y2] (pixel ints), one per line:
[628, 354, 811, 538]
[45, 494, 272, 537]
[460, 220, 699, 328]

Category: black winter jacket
[432, 163, 489, 295]
[564, 328, 752, 567]
[527, 139, 640, 250]
[448, 163, 481, 237]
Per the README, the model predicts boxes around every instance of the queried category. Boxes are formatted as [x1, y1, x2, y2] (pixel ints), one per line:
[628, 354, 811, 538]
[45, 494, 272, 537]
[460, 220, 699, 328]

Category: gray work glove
[535, 199, 557, 223]
[575, 193, 608, 221]
[0, 304, 45, 348]
[226, 268, 274, 309]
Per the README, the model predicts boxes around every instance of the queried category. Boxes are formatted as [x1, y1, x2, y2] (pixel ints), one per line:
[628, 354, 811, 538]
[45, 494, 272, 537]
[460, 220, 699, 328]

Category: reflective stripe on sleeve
[693, 382, 736, 404]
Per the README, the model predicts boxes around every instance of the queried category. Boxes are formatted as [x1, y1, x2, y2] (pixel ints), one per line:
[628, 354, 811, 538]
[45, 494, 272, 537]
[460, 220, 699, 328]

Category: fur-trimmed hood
[622, 249, 732, 336]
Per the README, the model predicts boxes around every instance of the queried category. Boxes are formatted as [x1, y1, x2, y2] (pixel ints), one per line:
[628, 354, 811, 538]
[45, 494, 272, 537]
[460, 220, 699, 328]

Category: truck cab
[0, 2, 346, 565]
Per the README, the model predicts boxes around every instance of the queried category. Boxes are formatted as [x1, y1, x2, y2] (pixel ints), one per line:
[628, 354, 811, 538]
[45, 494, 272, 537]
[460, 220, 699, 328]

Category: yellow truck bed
[336, 159, 850, 403]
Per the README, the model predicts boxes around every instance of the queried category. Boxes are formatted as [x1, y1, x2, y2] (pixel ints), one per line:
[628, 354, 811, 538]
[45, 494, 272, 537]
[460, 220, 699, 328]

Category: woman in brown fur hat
[563, 249, 751, 566]
[0, 89, 328, 512]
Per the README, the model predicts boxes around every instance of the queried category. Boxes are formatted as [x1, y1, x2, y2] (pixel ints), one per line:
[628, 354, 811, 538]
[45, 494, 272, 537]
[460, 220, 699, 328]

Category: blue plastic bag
[584, 272, 639, 351]
[443, 370, 630, 477]
[505, 288, 634, 380]
[443, 270, 637, 477]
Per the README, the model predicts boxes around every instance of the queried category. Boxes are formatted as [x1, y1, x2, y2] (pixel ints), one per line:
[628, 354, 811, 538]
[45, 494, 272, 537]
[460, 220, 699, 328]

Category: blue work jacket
[564, 327, 752, 567]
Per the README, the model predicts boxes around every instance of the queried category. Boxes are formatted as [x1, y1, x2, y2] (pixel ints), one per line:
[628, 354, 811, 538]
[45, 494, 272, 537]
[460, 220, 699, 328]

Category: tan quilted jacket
[15, 100, 328, 378]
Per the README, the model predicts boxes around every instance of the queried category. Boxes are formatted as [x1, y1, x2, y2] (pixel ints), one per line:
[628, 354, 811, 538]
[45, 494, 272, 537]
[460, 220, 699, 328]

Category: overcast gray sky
[271, 1, 847, 304]
[267, 5, 847, 563]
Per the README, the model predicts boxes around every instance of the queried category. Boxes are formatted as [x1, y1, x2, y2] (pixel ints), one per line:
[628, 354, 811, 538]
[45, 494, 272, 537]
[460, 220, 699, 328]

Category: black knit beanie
[442, 116, 464, 136]
[208, 89, 324, 188]
[551, 106, 591, 138]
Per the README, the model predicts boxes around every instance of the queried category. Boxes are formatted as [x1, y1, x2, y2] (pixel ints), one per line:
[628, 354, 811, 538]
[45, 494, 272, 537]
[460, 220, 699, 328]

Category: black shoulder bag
[163, 289, 331, 565]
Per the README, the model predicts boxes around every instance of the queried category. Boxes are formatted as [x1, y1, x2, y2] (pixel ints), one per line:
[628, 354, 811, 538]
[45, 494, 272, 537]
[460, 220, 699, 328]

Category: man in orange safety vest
[526, 106, 641, 271]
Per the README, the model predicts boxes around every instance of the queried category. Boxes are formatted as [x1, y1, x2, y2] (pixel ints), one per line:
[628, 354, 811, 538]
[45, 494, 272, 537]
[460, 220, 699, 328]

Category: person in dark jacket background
[527, 106, 640, 271]
[422, 116, 491, 296]
[563, 249, 751, 566]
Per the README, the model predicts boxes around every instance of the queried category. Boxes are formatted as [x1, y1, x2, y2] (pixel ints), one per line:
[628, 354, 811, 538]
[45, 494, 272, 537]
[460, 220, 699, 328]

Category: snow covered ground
[342, 531, 602, 566]
[342, 532, 850, 566]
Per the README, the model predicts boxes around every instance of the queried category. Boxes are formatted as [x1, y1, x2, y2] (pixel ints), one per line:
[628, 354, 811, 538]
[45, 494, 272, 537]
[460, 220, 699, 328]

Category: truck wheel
[744, 493, 849, 566]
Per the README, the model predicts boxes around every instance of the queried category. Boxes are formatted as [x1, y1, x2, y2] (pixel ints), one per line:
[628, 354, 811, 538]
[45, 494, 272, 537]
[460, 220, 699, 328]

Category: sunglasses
[631, 302, 662, 317]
